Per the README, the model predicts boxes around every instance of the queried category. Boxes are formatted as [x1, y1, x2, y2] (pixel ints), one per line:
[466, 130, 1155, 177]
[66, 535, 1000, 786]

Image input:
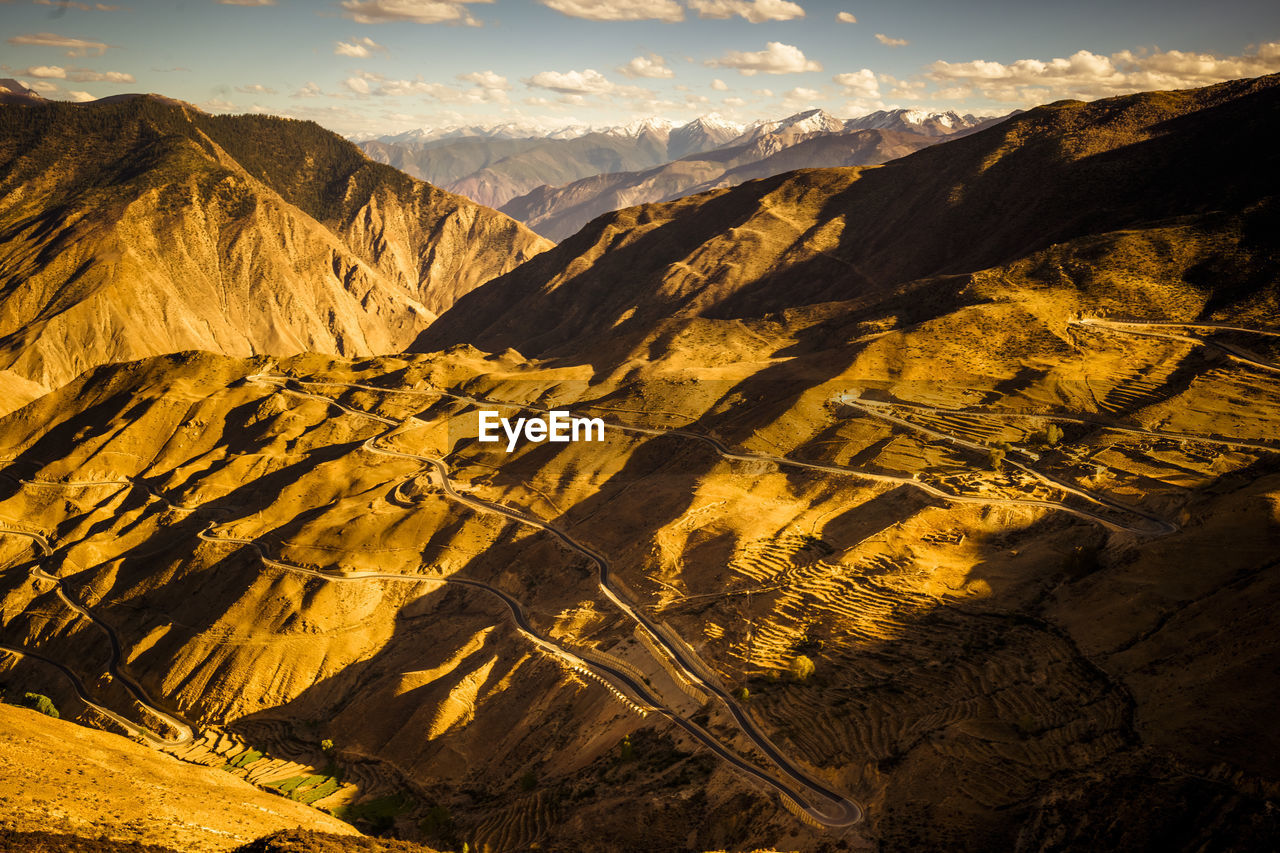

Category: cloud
[217, 0, 275, 5]
[67, 68, 133, 82]
[619, 54, 674, 79]
[23, 65, 67, 78]
[782, 86, 820, 106]
[926, 42, 1280, 104]
[35, 0, 121, 10]
[706, 42, 821, 75]
[538, 0, 683, 22]
[292, 81, 323, 98]
[687, 0, 804, 23]
[26, 80, 59, 93]
[836, 11, 855, 23]
[340, 0, 491, 26]
[723, 96, 745, 106]
[833, 68, 878, 99]
[65, 90, 95, 101]
[344, 69, 510, 102]
[710, 78, 728, 90]
[875, 33, 908, 47]
[335, 36, 386, 57]
[236, 83, 277, 94]
[457, 69, 509, 89]
[7, 32, 109, 56]
[526, 68, 616, 94]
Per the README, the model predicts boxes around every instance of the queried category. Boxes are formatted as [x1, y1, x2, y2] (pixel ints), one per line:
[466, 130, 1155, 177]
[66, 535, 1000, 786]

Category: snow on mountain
[845, 109, 989, 137]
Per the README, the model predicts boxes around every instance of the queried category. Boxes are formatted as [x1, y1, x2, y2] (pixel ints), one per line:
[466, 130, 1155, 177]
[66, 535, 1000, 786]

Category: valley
[1, 68, 1279, 853]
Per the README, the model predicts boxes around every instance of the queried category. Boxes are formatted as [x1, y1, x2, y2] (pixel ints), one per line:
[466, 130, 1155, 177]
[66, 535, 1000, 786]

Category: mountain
[495, 109, 1004, 242]
[844, 108, 995, 136]
[499, 126, 945, 242]
[3, 75, 1280, 853]
[0, 96, 551, 413]
[420, 76, 1280, 363]
[737, 108, 848, 143]
[358, 115, 746, 209]
[436, 129, 688, 209]
[0, 78, 45, 106]
[665, 113, 746, 159]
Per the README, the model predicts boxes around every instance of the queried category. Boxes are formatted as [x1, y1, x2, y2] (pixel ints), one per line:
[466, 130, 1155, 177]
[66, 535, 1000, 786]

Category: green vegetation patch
[332, 793, 415, 834]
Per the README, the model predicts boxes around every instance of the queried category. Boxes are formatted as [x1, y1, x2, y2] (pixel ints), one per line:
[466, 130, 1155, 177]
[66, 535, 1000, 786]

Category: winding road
[1073, 317, 1280, 374]
[0, 522, 193, 746]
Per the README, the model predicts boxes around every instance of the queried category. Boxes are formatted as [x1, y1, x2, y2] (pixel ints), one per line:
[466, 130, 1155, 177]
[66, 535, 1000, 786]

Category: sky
[3, 0, 1280, 138]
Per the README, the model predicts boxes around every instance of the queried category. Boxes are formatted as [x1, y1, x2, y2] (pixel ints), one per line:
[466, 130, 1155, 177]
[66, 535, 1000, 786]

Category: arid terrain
[1, 74, 1279, 852]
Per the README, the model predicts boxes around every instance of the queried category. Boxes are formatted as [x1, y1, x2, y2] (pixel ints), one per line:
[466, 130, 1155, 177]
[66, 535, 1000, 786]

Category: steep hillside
[500, 127, 942, 242]
[0, 97, 551, 412]
[0, 703, 359, 851]
[419, 75, 1280, 367]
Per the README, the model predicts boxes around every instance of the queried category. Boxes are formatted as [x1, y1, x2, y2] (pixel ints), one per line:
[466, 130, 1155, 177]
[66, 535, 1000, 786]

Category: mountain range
[1, 74, 1279, 853]
[358, 108, 995, 218]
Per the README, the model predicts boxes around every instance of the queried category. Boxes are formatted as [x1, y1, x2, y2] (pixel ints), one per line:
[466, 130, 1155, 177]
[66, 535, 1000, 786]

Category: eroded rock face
[0, 97, 552, 412]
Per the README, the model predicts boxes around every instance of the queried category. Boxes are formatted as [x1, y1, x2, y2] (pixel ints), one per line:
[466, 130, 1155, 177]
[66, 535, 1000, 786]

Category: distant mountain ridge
[417, 75, 1280, 365]
[357, 108, 991, 211]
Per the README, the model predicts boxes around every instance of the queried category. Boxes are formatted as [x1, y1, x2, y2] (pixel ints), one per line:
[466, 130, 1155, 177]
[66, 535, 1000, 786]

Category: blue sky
[3, 0, 1279, 136]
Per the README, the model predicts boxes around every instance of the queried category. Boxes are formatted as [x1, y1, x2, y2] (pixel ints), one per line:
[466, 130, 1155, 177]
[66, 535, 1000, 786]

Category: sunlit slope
[0, 97, 551, 410]
[2, 76, 1279, 852]
[418, 74, 1280, 368]
[0, 703, 360, 851]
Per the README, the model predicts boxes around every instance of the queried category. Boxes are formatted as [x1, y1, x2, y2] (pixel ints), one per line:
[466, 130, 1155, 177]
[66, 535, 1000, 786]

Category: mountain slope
[499, 126, 944, 242]
[3, 75, 1280, 852]
[0, 97, 551, 411]
[417, 75, 1280, 366]
[0, 703, 359, 851]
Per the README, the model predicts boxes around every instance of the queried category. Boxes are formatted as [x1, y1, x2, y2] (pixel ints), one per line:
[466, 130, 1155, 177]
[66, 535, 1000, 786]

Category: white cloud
[236, 83, 277, 94]
[833, 68, 878, 99]
[706, 41, 821, 75]
[292, 81, 323, 98]
[619, 54, 675, 79]
[710, 78, 728, 90]
[687, 0, 804, 23]
[344, 75, 373, 95]
[875, 33, 908, 47]
[344, 69, 510, 102]
[340, 0, 491, 26]
[7, 33, 109, 56]
[539, 0, 683, 22]
[836, 11, 855, 23]
[782, 86, 820, 106]
[335, 36, 387, 57]
[527, 68, 616, 94]
[926, 43, 1280, 104]
[723, 96, 745, 106]
[24, 65, 67, 79]
[68, 69, 134, 82]
[35, 0, 122, 9]
[26, 80, 59, 94]
[202, 97, 237, 111]
[218, 0, 275, 5]
[65, 90, 96, 102]
[458, 69, 510, 89]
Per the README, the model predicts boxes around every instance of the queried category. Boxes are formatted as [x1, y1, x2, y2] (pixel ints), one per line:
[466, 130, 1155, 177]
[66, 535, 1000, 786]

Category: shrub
[789, 655, 816, 681]
[19, 692, 58, 719]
